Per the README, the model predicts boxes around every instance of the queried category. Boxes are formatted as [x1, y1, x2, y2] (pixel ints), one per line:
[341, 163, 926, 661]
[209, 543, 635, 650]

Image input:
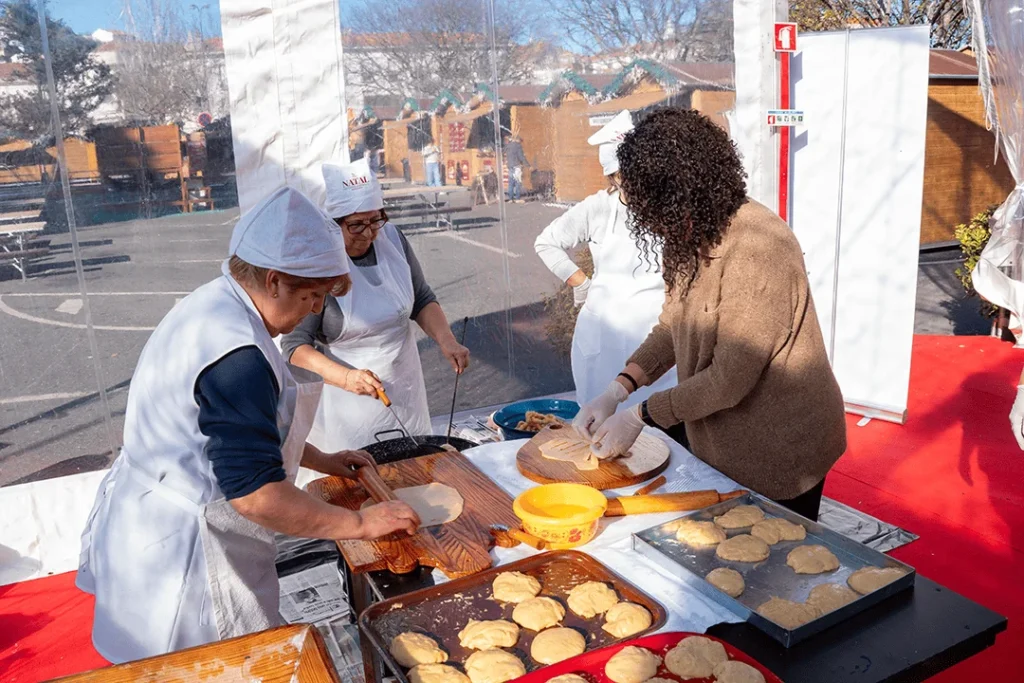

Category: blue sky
[48, 0, 223, 35]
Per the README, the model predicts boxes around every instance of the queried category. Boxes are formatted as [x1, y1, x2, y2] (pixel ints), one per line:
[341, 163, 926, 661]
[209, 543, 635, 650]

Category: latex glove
[572, 277, 592, 307]
[573, 380, 629, 440]
[356, 500, 420, 539]
[1011, 386, 1024, 450]
[592, 404, 645, 460]
[340, 368, 383, 397]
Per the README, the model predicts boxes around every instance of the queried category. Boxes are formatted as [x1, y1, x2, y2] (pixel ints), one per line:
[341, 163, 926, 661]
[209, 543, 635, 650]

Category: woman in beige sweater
[573, 108, 846, 520]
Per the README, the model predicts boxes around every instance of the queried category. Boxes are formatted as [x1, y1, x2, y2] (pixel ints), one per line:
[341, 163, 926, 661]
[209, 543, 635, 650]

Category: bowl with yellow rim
[513, 483, 608, 549]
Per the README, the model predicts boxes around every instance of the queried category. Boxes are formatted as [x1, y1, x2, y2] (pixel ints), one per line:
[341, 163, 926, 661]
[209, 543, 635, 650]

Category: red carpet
[0, 335, 1019, 681]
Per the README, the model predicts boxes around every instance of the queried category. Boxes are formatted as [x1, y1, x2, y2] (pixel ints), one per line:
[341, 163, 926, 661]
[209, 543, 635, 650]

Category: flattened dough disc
[360, 482, 464, 527]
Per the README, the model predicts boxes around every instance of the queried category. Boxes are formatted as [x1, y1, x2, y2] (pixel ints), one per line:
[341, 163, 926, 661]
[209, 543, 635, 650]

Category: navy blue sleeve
[195, 346, 286, 500]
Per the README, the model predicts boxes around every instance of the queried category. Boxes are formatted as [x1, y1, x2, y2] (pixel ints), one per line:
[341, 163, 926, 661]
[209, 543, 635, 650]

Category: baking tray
[632, 492, 915, 647]
[512, 631, 783, 683]
[358, 550, 667, 682]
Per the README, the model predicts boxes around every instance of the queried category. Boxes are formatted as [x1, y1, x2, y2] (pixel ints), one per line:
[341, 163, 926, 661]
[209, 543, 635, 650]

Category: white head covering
[229, 186, 349, 278]
[322, 158, 384, 218]
[587, 110, 634, 176]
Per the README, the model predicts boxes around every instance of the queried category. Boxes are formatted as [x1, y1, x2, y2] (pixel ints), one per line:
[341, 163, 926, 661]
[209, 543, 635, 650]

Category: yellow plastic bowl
[513, 483, 608, 549]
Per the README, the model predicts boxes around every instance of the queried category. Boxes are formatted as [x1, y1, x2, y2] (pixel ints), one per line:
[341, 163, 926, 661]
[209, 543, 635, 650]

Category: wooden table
[49, 624, 341, 682]
[383, 186, 472, 230]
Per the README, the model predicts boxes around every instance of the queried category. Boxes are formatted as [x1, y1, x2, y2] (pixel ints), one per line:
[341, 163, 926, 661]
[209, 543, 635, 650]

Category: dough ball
[545, 676, 589, 683]
[847, 566, 907, 595]
[408, 664, 471, 683]
[492, 571, 542, 603]
[713, 660, 766, 683]
[674, 520, 727, 547]
[463, 649, 526, 683]
[706, 567, 745, 598]
[390, 632, 448, 668]
[601, 602, 652, 638]
[715, 534, 770, 562]
[786, 545, 840, 574]
[530, 627, 586, 665]
[750, 518, 807, 545]
[567, 581, 619, 618]
[664, 635, 728, 679]
[458, 620, 519, 650]
[512, 596, 565, 631]
[757, 597, 821, 629]
[604, 646, 661, 683]
[714, 505, 765, 529]
[806, 583, 858, 614]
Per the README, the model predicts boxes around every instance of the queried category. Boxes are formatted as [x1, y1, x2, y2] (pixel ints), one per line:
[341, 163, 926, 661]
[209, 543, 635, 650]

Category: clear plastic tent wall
[967, 0, 1024, 341]
[0, 0, 735, 488]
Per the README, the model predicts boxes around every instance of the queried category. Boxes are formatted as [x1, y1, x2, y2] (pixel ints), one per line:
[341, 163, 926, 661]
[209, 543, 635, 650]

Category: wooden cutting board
[517, 424, 671, 490]
[305, 450, 520, 579]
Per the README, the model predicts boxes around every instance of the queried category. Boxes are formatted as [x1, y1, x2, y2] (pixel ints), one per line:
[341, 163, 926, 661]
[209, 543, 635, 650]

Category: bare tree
[551, 0, 734, 64]
[343, 0, 540, 101]
[790, 0, 971, 48]
[113, 0, 225, 126]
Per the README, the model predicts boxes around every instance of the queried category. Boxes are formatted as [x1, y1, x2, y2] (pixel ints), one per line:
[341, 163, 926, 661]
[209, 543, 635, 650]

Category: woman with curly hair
[573, 108, 846, 520]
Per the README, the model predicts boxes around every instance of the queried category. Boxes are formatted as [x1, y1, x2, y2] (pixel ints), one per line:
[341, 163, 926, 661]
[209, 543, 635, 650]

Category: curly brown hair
[617, 107, 748, 290]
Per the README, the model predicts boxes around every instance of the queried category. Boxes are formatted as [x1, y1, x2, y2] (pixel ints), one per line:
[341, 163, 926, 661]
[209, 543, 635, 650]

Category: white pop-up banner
[220, 0, 350, 214]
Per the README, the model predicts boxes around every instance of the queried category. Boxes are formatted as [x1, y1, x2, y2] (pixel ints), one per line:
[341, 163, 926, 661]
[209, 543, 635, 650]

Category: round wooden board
[516, 424, 671, 490]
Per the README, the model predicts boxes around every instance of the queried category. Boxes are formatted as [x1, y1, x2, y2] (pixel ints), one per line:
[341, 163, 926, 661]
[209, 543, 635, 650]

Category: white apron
[76, 273, 322, 664]
[571, 191, 676, 408]
[306, 224, 431, 454]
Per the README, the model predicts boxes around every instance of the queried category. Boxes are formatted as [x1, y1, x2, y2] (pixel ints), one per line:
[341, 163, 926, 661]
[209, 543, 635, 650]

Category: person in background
[534, 110, 674, 410]
[283, 159, 469, 464]
[574, 108, 846, 521]
[423, 142, 442, 187]
[505, 134, 528, 202]
[77, 187, 419, 664]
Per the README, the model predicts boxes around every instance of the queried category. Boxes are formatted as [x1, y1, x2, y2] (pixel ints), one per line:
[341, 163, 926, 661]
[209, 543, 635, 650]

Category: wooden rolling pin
[355, 466, 450, 562]
[604, 489, 747, 517]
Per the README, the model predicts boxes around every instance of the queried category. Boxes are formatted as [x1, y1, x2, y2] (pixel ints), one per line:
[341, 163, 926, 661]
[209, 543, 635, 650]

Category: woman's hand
[440, 340, 470, 374]
[340, 368, 384, 397]
[591, 405, 645, 459]
[573, 381, 629, 440]
[356, 500, 420, 539]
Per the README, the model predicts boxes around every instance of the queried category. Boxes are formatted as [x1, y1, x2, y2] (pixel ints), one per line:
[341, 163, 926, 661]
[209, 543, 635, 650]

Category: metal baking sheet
[632, 492, 915, 647]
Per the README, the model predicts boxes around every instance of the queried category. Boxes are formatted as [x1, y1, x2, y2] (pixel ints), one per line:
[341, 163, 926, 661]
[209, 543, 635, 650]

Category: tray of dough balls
[512, 632, 782, 683]
[358, 549, 667, 683]
[631, 492, 914, 648]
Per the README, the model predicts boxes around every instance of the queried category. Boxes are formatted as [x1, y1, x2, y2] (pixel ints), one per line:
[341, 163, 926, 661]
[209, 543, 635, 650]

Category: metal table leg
[352, 571, 383, 683]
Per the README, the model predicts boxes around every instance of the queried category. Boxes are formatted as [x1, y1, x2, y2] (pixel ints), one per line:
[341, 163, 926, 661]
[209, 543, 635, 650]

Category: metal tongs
[376, 387, 418, 448]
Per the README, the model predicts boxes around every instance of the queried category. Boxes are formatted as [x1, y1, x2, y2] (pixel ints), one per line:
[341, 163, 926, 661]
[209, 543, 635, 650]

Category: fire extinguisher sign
[773, 22, 797, 52]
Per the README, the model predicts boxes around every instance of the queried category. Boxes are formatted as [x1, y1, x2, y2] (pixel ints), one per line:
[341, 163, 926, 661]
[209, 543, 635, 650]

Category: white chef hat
[322, 158, 384, 218]
[587, 110, 634, 176]
[229, 186, 349, 278]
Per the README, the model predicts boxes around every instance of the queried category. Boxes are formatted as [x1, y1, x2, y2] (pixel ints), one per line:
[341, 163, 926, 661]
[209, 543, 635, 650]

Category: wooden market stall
[920, 49, 1016, 245]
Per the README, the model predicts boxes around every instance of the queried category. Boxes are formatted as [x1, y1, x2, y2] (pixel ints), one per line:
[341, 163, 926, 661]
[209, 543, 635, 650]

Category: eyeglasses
[343, 211, 388, 235]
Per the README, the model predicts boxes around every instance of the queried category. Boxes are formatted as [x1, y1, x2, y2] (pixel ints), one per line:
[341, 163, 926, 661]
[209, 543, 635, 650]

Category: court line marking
[169, 238, 222, 243]
[0, 392, 91, 405]
[438, 232, 521, 258]
[2, 291, 191, 297]
[0, 296, 157, 331]
[55, 298, 83, 315]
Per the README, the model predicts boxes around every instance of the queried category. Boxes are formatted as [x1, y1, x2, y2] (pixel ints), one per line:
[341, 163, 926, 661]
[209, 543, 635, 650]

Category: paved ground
[0, 198, 988, 487]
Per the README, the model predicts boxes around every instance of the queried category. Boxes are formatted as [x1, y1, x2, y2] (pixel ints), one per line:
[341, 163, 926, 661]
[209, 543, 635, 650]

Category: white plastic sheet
[966, 0, 1024, 342]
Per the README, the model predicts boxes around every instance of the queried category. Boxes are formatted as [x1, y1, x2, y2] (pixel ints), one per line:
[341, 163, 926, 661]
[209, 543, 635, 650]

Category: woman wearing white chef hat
[534, 110, 675, 409]
[283, 158, 469, 455]
[76, 187, 420, 664]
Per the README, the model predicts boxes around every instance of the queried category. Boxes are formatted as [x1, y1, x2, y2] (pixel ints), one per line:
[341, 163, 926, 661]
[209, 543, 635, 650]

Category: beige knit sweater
[628, 199, 847, 499]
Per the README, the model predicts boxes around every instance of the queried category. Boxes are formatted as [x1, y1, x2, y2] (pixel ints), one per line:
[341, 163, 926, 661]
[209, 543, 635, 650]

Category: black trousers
[664, 423, 826, 522]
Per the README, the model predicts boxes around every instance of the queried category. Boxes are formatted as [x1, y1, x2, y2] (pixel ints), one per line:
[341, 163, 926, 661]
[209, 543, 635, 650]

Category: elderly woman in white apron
[283, 159, 469, 461]
[534, 110, 674, 411]
[76, 187, 420, 664]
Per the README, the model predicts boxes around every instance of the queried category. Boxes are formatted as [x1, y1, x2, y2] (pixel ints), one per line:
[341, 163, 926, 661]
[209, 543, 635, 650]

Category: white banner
[220, 0, 350, 214]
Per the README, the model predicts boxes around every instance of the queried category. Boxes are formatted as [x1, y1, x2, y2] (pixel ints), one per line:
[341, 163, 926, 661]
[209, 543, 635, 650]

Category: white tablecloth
[443, 428, 744, 633]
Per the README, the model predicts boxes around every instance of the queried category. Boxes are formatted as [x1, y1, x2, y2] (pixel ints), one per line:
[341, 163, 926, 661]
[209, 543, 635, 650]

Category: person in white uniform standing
[284, 159, 469, 454]
[76, 187, 420, 664]
[534, 110, 674, 409]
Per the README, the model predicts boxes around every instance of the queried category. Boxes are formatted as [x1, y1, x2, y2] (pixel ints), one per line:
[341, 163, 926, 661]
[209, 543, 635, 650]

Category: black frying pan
[361, 429, 477, 464]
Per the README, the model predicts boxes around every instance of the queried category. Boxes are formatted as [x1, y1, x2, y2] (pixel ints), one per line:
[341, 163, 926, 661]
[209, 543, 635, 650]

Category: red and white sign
[774, 23, 798, 52]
